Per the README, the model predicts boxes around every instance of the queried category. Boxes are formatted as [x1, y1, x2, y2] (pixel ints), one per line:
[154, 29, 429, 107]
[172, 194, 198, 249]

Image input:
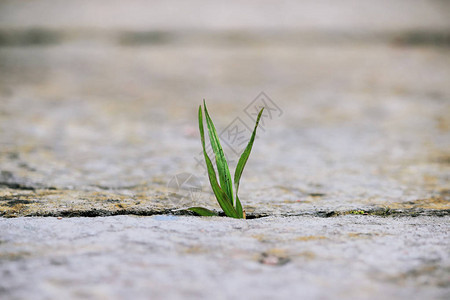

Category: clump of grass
[348, 210, 366, 215]
[188, 101, 264, 219]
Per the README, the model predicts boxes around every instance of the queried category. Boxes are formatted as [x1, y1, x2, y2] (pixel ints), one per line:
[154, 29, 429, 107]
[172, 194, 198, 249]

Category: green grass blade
[203, 101, 235, 208]
[198, 105, 239, 218]
[235, 195, 244, 219]
[187, 207, 218, 216]
[234, 107, 264, 204]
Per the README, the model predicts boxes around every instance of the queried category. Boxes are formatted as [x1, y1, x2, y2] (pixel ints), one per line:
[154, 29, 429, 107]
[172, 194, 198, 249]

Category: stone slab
[1, 215, 449, 300]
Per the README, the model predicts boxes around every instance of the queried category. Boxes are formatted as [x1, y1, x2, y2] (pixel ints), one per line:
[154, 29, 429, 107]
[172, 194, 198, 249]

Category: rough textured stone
[0, 42, 448, 217]
[0, 216, 449, 299]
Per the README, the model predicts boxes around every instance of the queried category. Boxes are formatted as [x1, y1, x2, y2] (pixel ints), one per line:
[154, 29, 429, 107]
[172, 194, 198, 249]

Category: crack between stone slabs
[1, 208, 449, 219]
[0, 182, 58, 191]
[280, 208, 450, 218]
[0, 182, 37, 191]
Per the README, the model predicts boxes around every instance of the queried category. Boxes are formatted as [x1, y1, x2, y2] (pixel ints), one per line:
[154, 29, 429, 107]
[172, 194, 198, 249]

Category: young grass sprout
[188, 101, 264, 219]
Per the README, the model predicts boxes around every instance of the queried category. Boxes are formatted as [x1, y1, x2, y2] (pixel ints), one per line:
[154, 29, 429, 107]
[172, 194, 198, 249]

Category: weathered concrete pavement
[1, 216, 449, 299]
[0, 0, 449, 299]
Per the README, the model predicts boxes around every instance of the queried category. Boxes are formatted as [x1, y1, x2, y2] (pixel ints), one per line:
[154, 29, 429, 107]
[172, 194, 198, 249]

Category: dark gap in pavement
[1, 208, 448, 218]
[0, 28, 449, 47]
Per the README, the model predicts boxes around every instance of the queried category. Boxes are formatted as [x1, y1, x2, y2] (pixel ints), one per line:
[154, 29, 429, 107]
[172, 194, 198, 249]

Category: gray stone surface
[1, 215, 449, 300]
[0, 1, 449, 299]
[0, 42, 448, 217]
[1, 0, 449, 31]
